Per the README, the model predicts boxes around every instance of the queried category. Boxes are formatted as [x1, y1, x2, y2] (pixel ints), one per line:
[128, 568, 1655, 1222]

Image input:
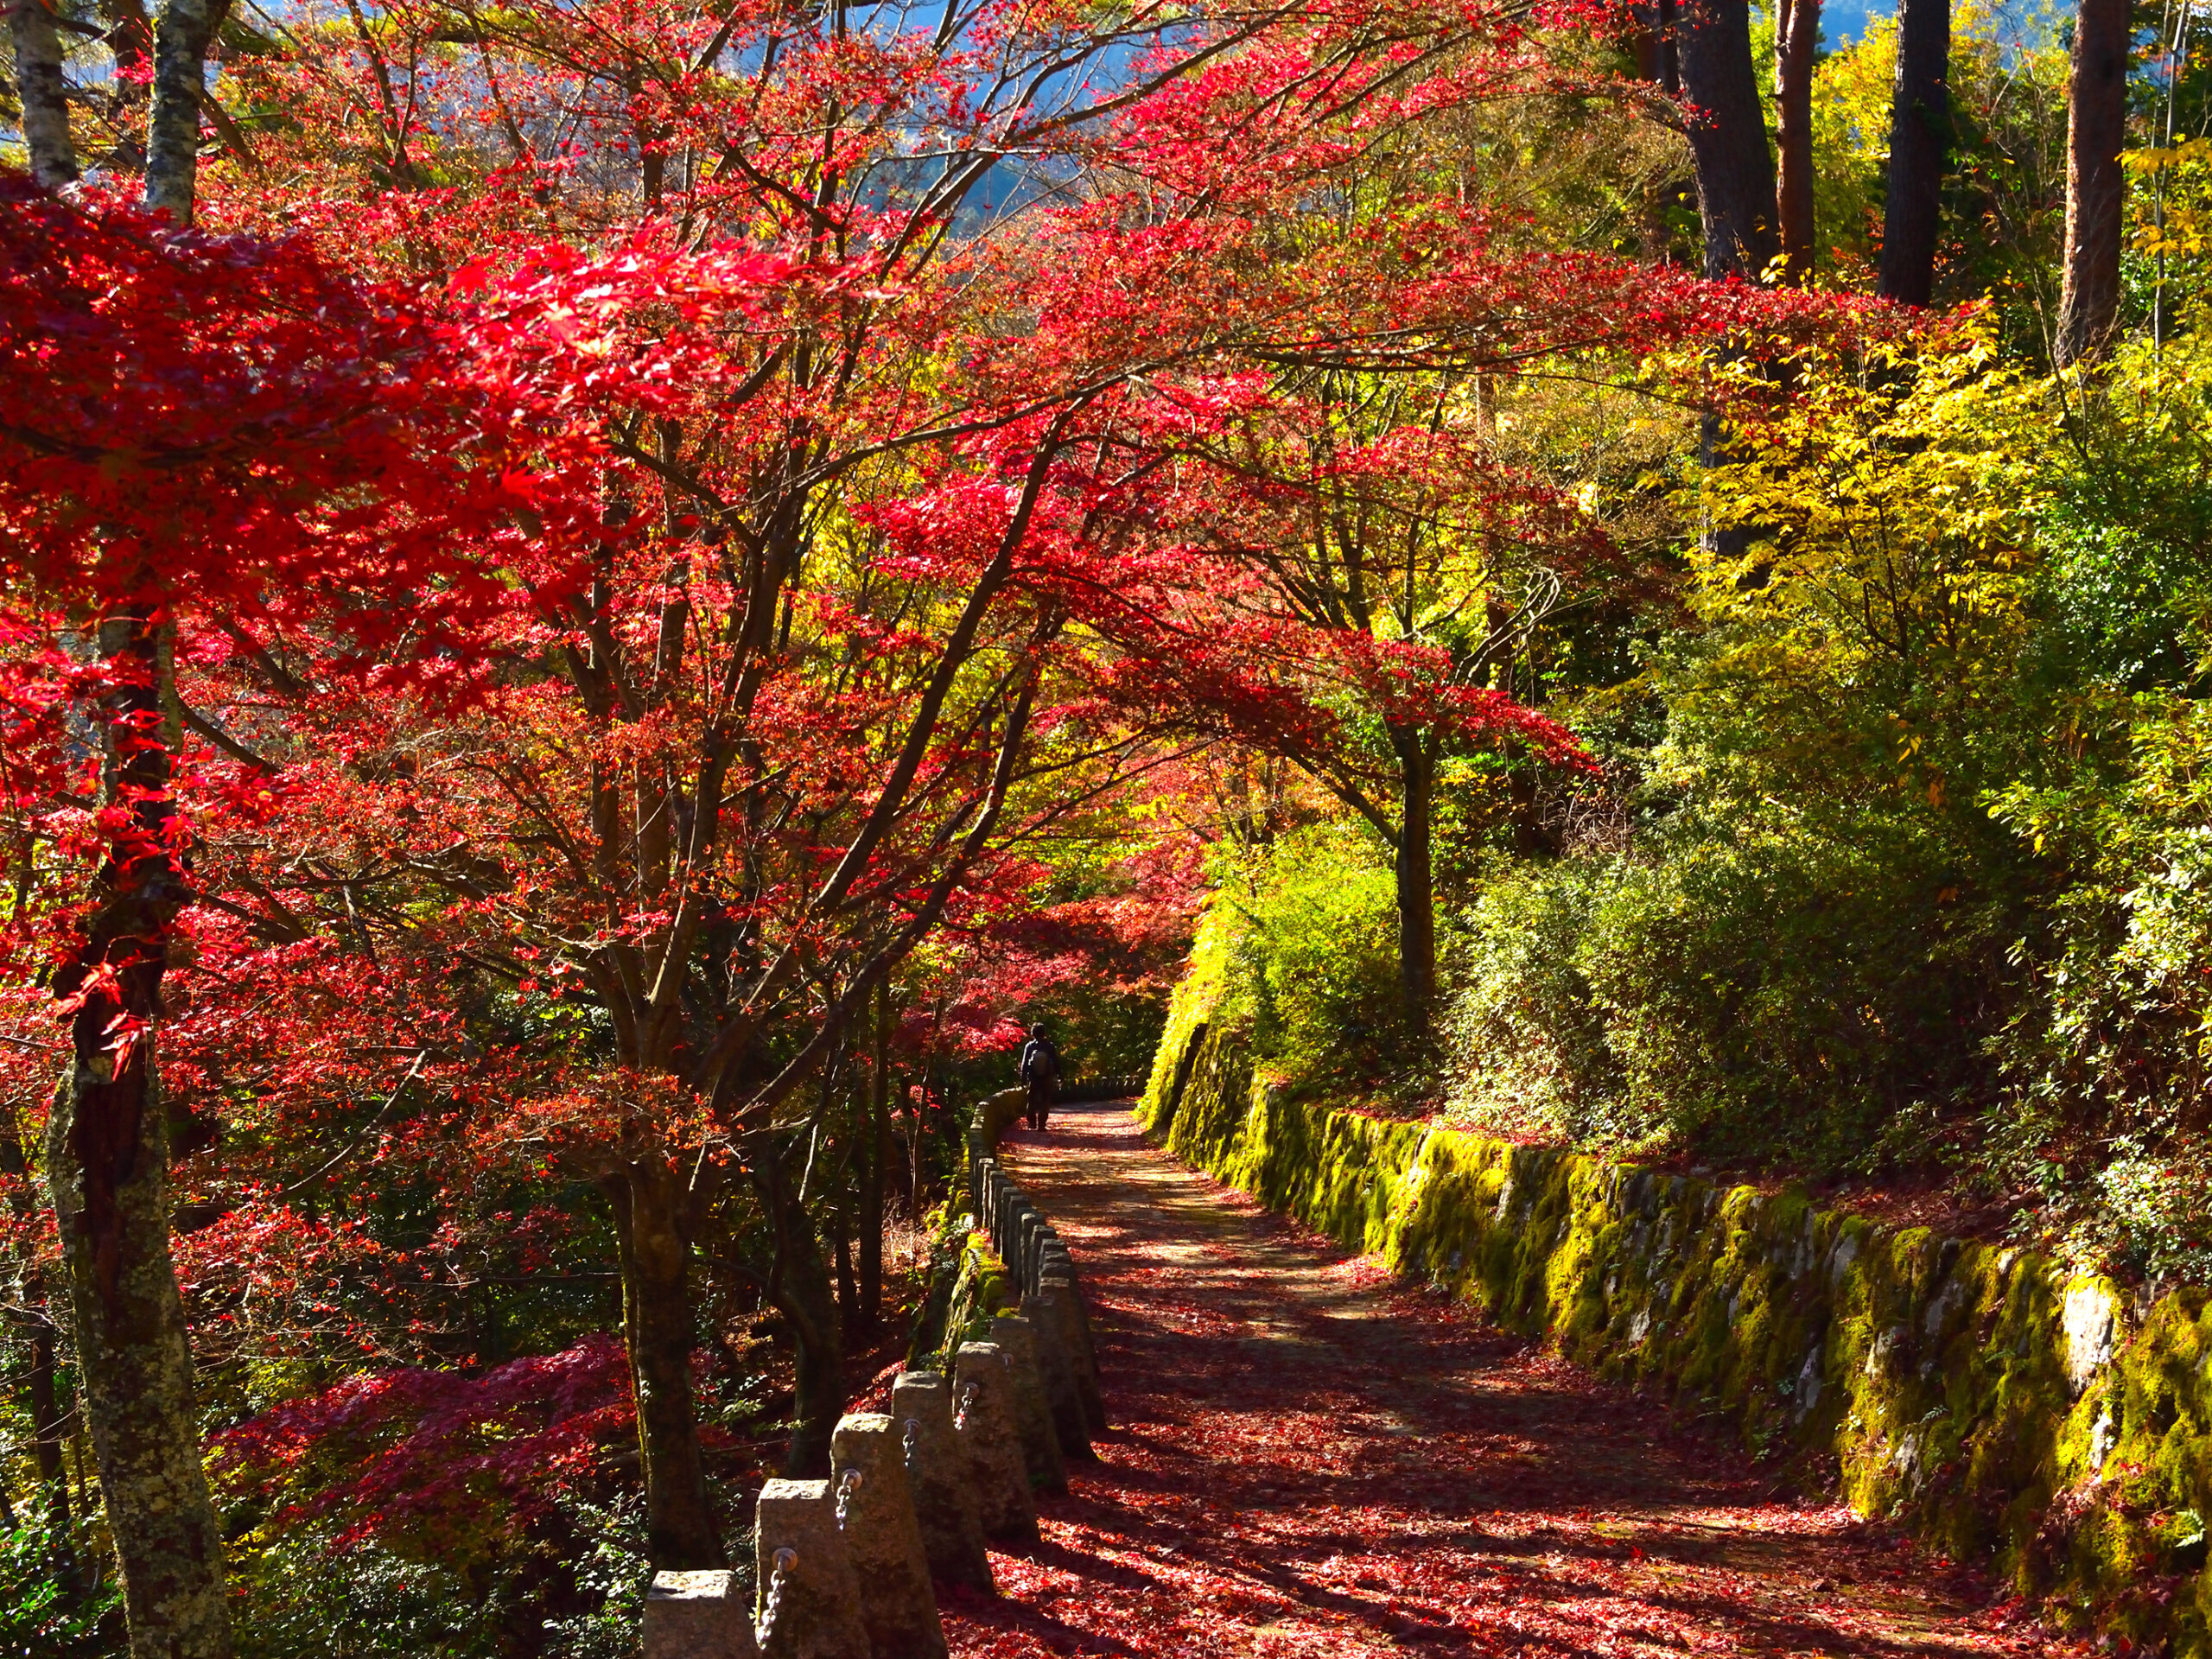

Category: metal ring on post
[755, 1546, 798, 1649]
[956, 1382, 978, 1431]
[835, 1465, 864, 1527]
[901, 1417, 919, 1471]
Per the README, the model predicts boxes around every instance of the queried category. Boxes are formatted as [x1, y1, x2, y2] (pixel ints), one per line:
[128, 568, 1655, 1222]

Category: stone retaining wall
[641, 1096, 1103, 1658]
[1143, 968, 2212, 1654]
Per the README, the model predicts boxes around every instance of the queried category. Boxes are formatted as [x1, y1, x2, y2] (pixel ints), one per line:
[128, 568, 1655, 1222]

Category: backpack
[1023, 1038, 1060, 1085]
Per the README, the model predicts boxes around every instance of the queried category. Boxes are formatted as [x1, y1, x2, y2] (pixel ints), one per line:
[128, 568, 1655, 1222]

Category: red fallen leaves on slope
[939, 1101, 2092, 1658]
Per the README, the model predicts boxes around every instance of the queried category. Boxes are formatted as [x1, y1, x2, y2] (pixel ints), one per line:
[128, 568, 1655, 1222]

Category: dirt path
[937, 1099, 2084, 1659]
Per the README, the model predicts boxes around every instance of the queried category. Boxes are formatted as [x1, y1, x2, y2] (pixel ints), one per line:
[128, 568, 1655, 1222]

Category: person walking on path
[1018, 1023, 1062, 1132]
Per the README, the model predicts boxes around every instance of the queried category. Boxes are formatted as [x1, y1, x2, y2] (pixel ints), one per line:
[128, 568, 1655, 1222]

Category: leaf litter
[939, 1100, 2090, 1659]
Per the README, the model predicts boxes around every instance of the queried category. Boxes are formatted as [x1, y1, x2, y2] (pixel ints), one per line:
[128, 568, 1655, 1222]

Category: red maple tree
[0, 0, 1912, 1642]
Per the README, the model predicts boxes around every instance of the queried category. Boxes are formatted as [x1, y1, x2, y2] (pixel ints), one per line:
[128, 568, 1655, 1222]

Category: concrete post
[1039, 1272, 1105, 1433]
[830, 1412, 947, 1659]
[953, 1342, 1039, 1545]
[1038, 1245, 1086, 1336]
[1024, 1281, 1096, 1459]
[890, 1371, 994, 1592]
[753, 1479, 872, 1659]
[645, 1570, 760, 1659]
[1027, 1223, 1057, 1297]
[1005, 1205, 1030, 1289]
[988, 1313, 1067, 1494]
[1039, 1249, 1097, 1364]
[1021, 1215, 1048, 1295]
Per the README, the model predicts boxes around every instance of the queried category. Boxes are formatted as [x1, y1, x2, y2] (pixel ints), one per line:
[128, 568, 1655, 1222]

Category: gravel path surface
[937, 1098, 2083, 1658]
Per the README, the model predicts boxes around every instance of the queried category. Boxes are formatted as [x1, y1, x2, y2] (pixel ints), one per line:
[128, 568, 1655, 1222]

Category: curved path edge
[933, 1098, 2083, 1659]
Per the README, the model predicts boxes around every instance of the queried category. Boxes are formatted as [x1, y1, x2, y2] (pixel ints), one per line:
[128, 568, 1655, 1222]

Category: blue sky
[1813, 0, 2063, 50]
[1822, 0, 1882, 42]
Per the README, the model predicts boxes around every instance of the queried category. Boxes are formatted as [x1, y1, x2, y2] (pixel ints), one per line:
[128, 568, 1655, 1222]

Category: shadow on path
[938, 1100, 2085, 1658]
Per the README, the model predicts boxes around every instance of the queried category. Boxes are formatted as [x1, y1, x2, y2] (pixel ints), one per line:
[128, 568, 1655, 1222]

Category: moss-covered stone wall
[907, 1218, 1016, 1371]
[1141, 918, 2212, 1651]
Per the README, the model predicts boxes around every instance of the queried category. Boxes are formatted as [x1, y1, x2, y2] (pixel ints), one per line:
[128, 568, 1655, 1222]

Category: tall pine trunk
[1878, 0, 1952, 304]
[1675, 0, 1781, 558]
[1675, 0, 1781, 279]
[46, 615, 232, 1659]
[9, 0, 78, 187]
[2056, 0, 2132, 364]
[1634, 0, 1681, 91]
[1774, 0, 1820, 283]
[609, 1167, 723, 1569]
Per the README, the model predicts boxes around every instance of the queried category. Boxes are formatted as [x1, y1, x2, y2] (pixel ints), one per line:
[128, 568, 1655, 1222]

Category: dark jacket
[1019, 1036, 1062, 1086]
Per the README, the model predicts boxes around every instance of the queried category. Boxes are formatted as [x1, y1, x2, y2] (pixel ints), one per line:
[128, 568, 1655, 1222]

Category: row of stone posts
[644, 1131, 1102, 1658]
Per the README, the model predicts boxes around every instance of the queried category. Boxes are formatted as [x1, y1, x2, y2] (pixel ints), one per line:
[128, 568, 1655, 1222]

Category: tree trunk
[610, 1167, 723, 1569]
[1878, 0, 1952, 304]
[1390, 733, 1438, 1041]
[46, 615, 232, 1659]
[0, 1108, 78, 1590]
[1634, 0, 1681, 92]
[777, 1198, 843, 1479]
[143, 0, 220, 221]
[833, 1200, 858, 1336]
[25, 1300, 79, 1591]
[1675, 0, 1777, 545]
[859, 980, 889, 1332]
[102, 0, 152, 168]
[1675, 0, 1781, 279]
[10, 0, 79, 187]
[2056, 0, 2132, 363]
[906, 1095, 922, 1217]
[1774, 0, 1820, 284]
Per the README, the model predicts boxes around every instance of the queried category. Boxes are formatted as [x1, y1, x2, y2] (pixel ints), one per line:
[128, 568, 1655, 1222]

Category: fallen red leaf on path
[935, 1100, 2092, 1659]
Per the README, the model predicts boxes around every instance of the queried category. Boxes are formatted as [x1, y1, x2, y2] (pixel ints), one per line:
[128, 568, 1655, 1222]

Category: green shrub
[232, 1528, 500, 1659]
[1440, 798, 2000, 1172]
[1441, 857, 1624, 1141]
[226, 1490, 648, 1659]
[1218, 824, 1405, 1094]
[0, 1525, 118, 1658]
[1579, 810, 1974, 1169]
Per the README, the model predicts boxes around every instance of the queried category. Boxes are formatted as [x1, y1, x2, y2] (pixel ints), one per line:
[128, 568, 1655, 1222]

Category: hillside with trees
[3, 0, 2209, 1649]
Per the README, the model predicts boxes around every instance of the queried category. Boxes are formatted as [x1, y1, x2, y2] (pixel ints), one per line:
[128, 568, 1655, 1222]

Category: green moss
[915, 1230, 1015, 1372]
[1138, 952, 2212, 1655]
[906, 1204, 972, 1367]
[1140, 902, 1245, 1137]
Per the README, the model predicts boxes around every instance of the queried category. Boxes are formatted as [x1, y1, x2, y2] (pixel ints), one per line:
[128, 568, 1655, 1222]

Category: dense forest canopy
[4, 0, 2212, 1649]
